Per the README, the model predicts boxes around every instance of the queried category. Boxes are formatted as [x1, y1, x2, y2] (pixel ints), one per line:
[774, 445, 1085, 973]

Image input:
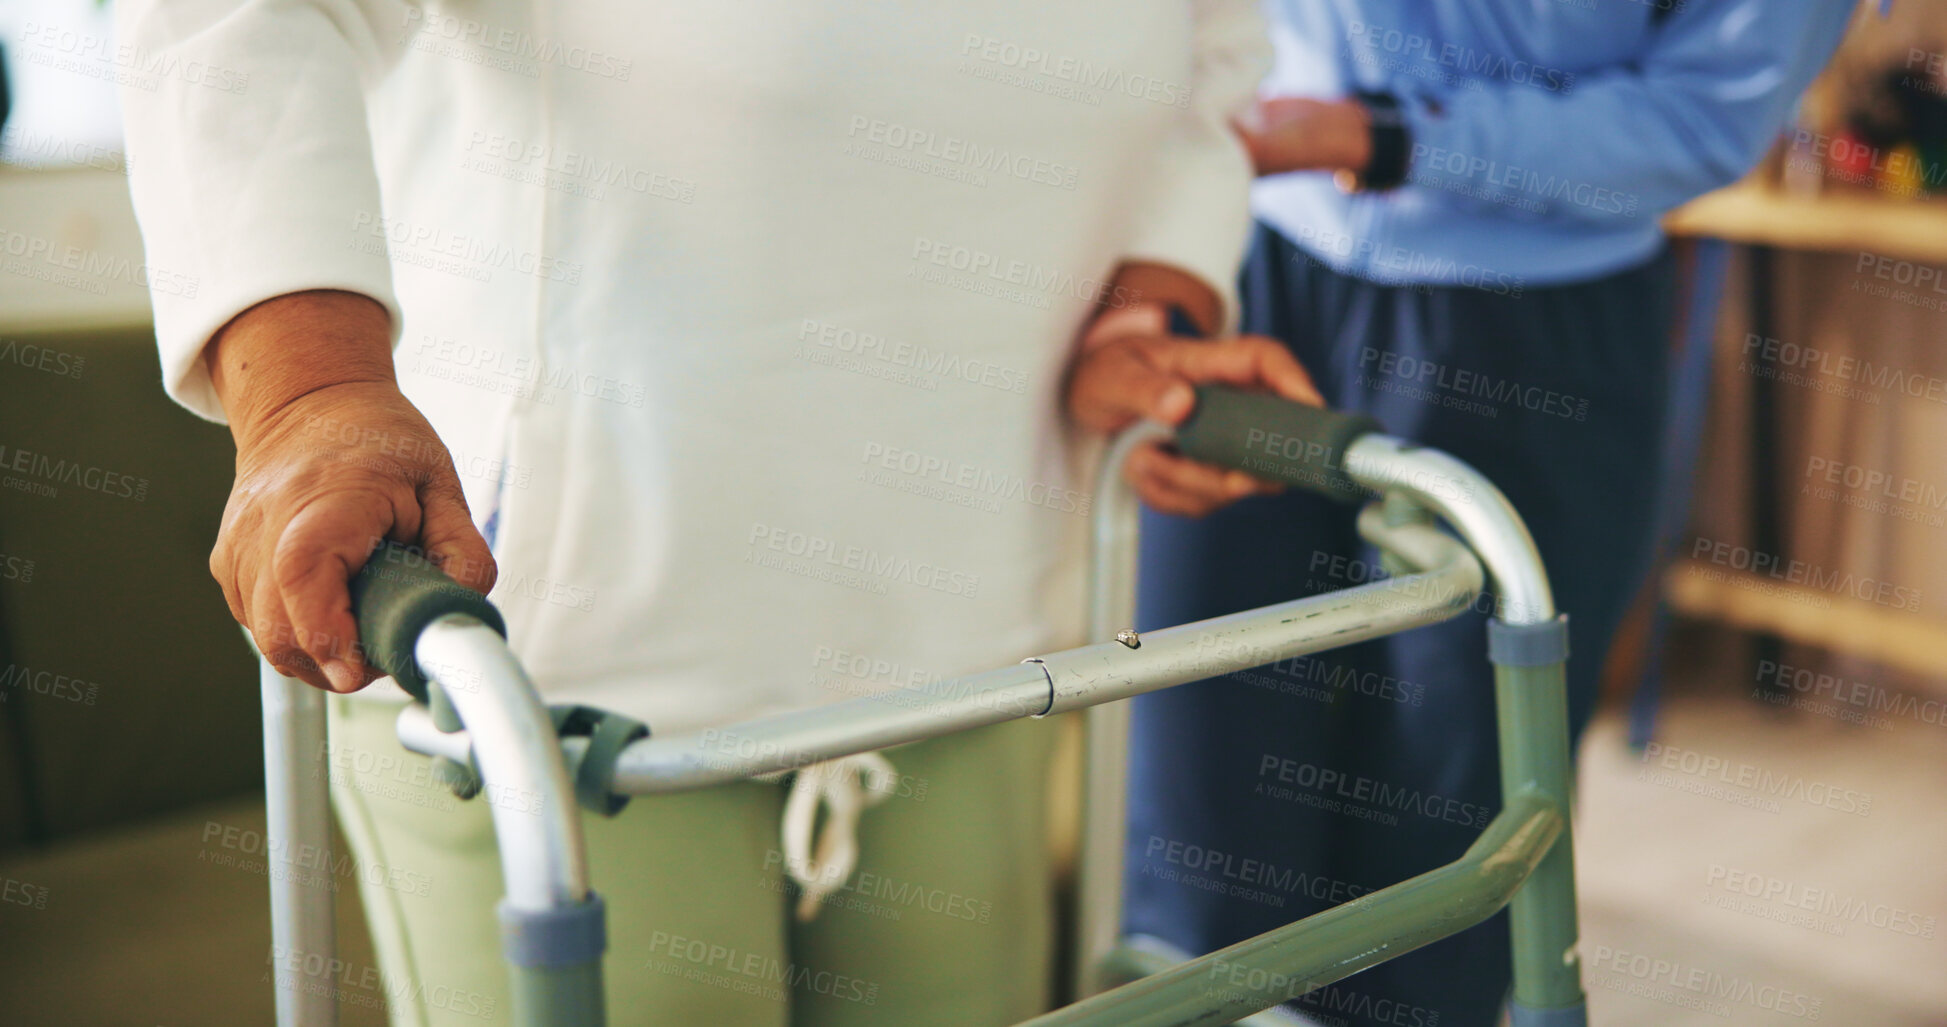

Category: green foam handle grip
[1172, 385, 1382, 504]
[348, 541, 505, 703]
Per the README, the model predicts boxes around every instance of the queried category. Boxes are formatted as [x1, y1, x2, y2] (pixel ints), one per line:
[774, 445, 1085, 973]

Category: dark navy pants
[1124, 223, 1676, 1027]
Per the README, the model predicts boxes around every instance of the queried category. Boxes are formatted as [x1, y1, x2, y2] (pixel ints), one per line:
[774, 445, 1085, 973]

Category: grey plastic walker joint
[550, 705, 651, 816]
[498, 893, 608, 968]
[1487, 614, 1570, 667]
[1508, 1000, 1588, 1027]
[428, 681, 465, 733]
[421, 683, 486, 800]
[432, 755, 483, 800]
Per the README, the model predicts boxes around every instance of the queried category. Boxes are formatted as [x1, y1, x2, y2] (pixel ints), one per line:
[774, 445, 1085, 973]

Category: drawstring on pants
[778, 752, 899, 921]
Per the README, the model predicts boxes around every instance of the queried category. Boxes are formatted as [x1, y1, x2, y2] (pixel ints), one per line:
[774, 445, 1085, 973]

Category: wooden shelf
[1664, 181, 1947, 265]
[1659, 181, 1947, 670]
[1664, 559, 1947, 679]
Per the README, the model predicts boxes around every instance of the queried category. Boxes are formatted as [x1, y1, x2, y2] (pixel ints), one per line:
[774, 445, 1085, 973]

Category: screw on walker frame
[258, 384, 1585, 1027]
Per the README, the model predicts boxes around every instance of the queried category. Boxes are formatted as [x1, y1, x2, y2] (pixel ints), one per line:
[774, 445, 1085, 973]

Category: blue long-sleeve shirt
[1253, 0, 1859, 288]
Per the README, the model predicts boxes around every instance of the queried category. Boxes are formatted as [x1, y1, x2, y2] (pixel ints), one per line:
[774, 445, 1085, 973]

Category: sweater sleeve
[1400, 1, 1856, 227]
[1118, 0, 1272, 332]
[117, 0, 411, 423]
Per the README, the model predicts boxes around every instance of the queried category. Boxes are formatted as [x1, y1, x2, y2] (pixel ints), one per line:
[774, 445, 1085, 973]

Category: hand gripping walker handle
[348, 540, 506, 702]
[1172, 385, 1383, 504]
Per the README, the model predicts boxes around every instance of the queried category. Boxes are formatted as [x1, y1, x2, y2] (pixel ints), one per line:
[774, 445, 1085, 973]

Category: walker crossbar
[261, 386, 1585, 1026]
[397, 508, 1483, 795]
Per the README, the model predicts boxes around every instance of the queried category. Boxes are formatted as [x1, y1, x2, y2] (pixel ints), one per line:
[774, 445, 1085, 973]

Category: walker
[258, 386, 1586, 1026]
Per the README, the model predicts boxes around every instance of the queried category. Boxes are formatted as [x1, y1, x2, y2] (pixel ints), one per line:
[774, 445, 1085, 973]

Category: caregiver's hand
[205, 290, 496, 693]
[1235, 96, 1372, 177]
[1066, 273, 1324, 517]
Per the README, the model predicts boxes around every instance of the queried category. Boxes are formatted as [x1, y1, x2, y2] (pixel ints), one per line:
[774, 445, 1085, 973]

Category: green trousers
[326, 695, 1057, 1026]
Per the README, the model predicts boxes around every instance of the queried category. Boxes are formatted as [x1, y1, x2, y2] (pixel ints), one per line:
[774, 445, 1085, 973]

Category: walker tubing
[349, 541, 505, 701]
[1173, 385, 1380, 503]
[1024, 793, 1564, 1027]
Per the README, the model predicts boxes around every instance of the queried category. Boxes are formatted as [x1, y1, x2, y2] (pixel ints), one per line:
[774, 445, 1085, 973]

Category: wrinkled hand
[217, 381, 495, 692]
[207, 291, 494, 693]
[1236, 96, 1372, 177]
[1067, 304, 1323, 517]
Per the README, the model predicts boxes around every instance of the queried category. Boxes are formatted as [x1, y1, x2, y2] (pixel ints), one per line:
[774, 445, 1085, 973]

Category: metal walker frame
[260, 387, 1587, 1026]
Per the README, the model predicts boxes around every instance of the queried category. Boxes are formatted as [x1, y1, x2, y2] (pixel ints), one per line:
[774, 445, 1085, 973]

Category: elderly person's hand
[1066, 264, 1323, 517]
[205, 290, 496, 693]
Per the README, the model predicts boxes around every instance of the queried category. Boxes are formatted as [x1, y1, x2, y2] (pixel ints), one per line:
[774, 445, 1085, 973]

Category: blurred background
[2, 1, 1946, 1024]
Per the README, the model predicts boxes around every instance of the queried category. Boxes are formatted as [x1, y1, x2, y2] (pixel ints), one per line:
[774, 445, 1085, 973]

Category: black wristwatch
[1334, 90, 1410, 193]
